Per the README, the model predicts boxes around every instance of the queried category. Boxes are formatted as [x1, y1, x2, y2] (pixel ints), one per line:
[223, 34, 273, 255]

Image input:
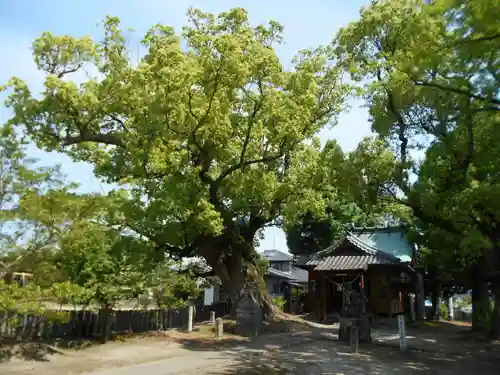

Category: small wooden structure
[296, 227, 421, 322]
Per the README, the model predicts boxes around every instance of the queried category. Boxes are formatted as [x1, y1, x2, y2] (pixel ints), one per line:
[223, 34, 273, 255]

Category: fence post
[215, 317, 223, 339]
[398, 314, 407, 350]
[409, 294, 416, 322]
[210, 311, 216, 325]
[448, 297, 454, 320]
[187, 305, 194, 333]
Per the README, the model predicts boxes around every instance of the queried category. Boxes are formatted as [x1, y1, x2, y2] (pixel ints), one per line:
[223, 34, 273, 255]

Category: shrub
[455, 295, 472, 309]
[441, 302, 449, 320]
[271, 296, 286, 311]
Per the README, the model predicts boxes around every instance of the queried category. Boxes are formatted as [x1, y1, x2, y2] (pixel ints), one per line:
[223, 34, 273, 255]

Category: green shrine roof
[350, 226, 414, 263]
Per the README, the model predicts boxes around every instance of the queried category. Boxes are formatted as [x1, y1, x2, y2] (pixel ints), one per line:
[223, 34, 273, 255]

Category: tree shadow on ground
[0, 334, 124, 363]
[0, 339, 61, 363]
[176, 323, 500, 375]
[375, 319, 500, 358]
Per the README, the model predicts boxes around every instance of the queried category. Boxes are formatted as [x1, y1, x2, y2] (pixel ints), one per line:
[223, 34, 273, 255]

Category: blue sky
[0, 0, 373, 253]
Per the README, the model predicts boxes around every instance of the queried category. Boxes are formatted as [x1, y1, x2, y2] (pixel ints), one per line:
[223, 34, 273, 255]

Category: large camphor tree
[3, 8, 347, 312]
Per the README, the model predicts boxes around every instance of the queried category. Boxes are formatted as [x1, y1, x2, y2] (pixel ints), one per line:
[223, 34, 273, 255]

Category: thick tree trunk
[487, 241, 500, 339]
[99, 305, 111, 343]
[429, 266, 442, 320]
[223, 247, 246, 315]
[471, 262, 491, 333]
[431, 281, 443, 320]
[220, 257, 276, 318]
[490, 281, 500, 339]
[201, 237, 277, 319]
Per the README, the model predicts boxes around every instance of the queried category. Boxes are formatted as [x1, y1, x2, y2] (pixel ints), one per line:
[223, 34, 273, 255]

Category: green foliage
[331, 0, 500, 334]
[0, 123, 75, 279]
[441, 302, 449, 320]
[146, 263, 200, 308]
[0, 280, 75, 324]
[271, 296, 286, 311]
[455, 295, 472, 309]
[0, 124, 92, 323]
[3, 8, 350, 304]
[0, 123, 195, 314]
[285, 138, 406, 256]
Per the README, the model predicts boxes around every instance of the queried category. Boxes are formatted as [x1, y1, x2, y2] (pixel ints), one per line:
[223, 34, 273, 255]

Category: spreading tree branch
[413, 80, 500, 107]
[61, 133, 125, 147]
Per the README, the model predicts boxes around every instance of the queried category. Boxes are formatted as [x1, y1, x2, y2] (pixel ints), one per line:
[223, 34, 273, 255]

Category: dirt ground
[1, 336, 182, 375]
[0, 326, 249, 375]
[1, 318, 499, 375]
[205, 339, 500, 375]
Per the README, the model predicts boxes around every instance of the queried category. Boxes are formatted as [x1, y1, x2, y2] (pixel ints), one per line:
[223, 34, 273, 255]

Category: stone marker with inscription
[235, 282, 263, 337]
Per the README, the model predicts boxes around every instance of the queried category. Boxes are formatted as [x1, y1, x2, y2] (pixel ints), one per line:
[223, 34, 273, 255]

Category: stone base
[235, 321, 262, 337]
[338, 317, 372, 344]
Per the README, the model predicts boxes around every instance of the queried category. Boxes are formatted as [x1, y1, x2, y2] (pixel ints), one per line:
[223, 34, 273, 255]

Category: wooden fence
[0, 302, 229, 341]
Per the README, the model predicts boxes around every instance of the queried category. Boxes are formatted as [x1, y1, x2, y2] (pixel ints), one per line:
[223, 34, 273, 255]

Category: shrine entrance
[322, 273, 364, 316]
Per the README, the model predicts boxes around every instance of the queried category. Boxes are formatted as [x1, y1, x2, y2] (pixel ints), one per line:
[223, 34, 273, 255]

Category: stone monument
[235, 282, 263, 337]
[338, 289, 372, 344]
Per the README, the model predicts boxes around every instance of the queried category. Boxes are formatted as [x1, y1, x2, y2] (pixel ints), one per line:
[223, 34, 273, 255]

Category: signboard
[398, 315, 407, 350]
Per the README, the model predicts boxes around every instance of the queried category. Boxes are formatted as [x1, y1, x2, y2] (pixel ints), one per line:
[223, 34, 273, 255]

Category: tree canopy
[2, 1, 499, 331]
[3, 8, 349, 307]
[332, 0, 500, 334]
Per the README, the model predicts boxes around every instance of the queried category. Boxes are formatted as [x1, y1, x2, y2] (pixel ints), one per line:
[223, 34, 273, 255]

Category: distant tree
[285, 139, 401, 257]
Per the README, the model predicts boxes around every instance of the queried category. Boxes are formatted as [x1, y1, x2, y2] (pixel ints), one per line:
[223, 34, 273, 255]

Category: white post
[215, 317, 224, 339]
[187, 305, 194, 333]
[398, 314, 407, 350]
[409, 294, 416, 322]
[210, 311, 216, 325]
[448, 297, 454, 320]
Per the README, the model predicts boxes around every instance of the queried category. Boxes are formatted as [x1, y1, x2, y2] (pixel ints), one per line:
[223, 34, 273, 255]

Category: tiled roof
[262, 250, 293, 262]
[294, 231, 403, 272]
[267, 267, 298, 280]
[314, 254, 398, 271]
[294, 254, 323, 267]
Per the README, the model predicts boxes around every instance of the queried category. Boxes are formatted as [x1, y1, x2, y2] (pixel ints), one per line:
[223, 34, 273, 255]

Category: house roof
[290, 267, 309, 283]
[263, 249, 293, 262]
[295, 228, 407, 272]
[267, 267, 298, 280]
